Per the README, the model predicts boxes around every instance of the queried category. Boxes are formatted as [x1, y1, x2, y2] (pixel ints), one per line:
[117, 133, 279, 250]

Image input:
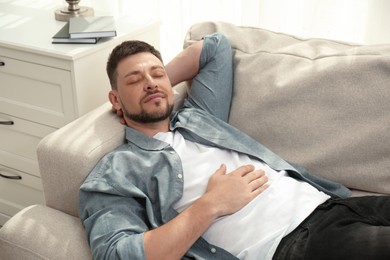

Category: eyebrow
[124, 65, 165, 78]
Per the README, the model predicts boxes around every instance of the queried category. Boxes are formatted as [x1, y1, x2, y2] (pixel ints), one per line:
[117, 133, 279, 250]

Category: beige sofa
[1, 21, 389, 259]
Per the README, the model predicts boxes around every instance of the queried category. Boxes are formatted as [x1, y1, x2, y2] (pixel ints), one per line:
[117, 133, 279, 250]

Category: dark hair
[106, 40, 163, 90]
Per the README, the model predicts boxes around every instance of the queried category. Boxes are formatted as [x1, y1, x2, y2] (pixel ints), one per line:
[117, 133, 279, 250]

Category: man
[79, 33, 390, 260]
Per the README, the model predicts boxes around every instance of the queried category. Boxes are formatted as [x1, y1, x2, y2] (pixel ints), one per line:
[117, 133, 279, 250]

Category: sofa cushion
[184, 21, 390, 195]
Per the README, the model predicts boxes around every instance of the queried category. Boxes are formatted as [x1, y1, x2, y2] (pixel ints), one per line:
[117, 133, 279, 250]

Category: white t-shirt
[154, 131, 329, 260]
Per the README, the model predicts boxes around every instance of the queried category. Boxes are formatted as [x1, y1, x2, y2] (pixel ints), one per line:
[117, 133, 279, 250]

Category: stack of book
[52, 16, 117, 44]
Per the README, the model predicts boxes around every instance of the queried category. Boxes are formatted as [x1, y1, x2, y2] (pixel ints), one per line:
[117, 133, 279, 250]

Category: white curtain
[158, 0, 390, 62]
[159, 0, 254, 62]
[86, 0, 390, 62]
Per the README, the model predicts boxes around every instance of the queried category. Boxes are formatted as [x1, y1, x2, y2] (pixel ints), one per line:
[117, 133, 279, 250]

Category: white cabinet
[0, 0, 160, 225]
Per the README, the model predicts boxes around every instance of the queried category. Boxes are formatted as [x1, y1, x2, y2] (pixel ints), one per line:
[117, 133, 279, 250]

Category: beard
[123, 99, 174, 124]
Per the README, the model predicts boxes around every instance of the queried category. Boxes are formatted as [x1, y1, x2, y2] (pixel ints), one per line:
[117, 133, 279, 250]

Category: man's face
[111, 52, 174, 125]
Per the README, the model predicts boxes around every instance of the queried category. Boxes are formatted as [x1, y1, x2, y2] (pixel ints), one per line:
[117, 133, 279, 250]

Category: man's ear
[108, 90, 126, 125]
[108, 90, 122, 110]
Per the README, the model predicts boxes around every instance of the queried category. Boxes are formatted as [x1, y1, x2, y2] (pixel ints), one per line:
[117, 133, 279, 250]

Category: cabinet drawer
[0, 56, 75, 127]
[0, 165, 44, 222]
[0, 113, 56, 177]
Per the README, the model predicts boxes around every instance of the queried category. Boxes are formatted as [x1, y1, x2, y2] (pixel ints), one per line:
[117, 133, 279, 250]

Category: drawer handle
[0, 120, 14, 125]
[0, 172, 22, 180]
[0, 61, 4, 66]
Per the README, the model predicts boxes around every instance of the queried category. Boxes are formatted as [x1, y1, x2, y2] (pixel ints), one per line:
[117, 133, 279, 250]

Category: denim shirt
[79, 33, 351, 260]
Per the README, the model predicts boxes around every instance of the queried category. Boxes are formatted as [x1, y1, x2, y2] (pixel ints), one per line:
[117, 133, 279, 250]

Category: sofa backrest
[186, 21, 390, 195]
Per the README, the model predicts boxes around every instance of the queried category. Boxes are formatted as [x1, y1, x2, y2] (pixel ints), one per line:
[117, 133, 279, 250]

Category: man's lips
[143, 92, 166, 103]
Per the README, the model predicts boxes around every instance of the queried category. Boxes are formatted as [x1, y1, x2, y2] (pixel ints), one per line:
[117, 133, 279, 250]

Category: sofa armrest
[0, 205, 91, 260]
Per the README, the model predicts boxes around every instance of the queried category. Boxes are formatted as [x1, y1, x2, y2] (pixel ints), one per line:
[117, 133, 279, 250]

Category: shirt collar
[125, 126, 169, 151]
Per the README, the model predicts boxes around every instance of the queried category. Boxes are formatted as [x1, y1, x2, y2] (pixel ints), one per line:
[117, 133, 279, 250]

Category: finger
[252, 182, 270, 196]
[231, 164, 255, 177]
[214, 164, 227, 176]
[245, 169, 266, 183]
[249, 175, 269, 191]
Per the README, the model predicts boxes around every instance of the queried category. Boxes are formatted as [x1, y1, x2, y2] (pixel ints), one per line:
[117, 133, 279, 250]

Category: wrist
[193, 193, 223, 220]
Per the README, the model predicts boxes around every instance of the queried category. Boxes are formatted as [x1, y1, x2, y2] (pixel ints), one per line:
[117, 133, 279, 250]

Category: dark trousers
[273, 196, 390, 260]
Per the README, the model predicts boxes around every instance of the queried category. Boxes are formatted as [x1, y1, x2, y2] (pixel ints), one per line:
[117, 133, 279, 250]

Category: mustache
[142, 90, 167, 103]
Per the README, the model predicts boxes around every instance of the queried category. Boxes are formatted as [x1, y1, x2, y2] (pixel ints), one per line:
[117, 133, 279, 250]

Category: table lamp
[55, 0, 94, 22]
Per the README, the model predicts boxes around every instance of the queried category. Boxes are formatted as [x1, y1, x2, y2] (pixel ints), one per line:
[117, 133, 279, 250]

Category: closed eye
[151, 68, 166, 78]
[126, 75, 142, 85]
[153, 72, 165, 78]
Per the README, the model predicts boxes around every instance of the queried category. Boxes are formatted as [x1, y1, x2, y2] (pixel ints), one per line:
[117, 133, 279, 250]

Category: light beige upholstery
[186, 22, 390, 194]
[0, 205, 91, 260]
[1, 21, 389, 259]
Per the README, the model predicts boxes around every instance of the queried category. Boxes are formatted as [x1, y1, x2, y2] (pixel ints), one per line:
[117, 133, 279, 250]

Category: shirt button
[177, 174, 183, 179]
[210, 247, 217, 254]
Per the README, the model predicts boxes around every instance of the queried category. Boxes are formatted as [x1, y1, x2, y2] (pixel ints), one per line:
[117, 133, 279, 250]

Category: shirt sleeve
[78, 157, 151, 260]
[183, 32, 234, 122]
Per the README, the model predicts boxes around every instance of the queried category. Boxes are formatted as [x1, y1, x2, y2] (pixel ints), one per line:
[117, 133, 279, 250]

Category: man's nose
[144, 75, 158, 91]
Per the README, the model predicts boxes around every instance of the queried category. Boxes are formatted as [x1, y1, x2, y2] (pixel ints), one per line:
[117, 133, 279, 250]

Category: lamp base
[55, 6, 94, 22]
